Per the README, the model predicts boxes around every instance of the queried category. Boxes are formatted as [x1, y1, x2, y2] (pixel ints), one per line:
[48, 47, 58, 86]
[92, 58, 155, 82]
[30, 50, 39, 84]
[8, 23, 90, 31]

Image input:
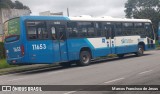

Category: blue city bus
[4, 16, 155, 66]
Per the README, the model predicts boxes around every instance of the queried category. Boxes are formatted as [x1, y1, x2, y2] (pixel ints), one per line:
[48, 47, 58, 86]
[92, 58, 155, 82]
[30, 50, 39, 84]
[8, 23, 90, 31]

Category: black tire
[77, 51, 91, 66]
[135, 45, 144, 57]
[117, 54, 124, 58]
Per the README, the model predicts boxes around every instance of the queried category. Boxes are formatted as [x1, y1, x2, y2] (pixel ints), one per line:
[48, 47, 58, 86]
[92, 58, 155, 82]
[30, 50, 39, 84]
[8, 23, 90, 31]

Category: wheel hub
[82, 55, 89, 64]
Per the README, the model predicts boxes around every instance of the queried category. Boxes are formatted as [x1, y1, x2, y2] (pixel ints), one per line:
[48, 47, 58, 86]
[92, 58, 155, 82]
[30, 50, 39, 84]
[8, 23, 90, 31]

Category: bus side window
[104, 26, 109, 39]
[59, 27, 66, 40]
[38, 28, 43, 39]
[81, 28, 87, 37]
[115, 23, 122, 36]
[26, 21, 48, 40]
[51, 27, 56, 40]
[27, 27, 37, 39]
[95, 22, 102, 37]
[26, 22, 37, 40]
[145, 23, 154, 39]
[104, 24, 115, 39]
[78, 22, 95, 37]
[122, 23, 134, 36]
[43, 29, 49, 39]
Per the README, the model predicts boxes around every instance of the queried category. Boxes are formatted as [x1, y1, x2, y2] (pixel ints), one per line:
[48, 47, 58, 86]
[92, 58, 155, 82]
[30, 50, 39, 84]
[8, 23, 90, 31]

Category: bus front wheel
[77, 51, 91, 66]
[135, 45, 144, 57]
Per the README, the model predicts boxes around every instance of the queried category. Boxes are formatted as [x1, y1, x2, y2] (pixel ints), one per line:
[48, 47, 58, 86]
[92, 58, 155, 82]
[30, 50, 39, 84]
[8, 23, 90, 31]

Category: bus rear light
[21, 45, 25, 56]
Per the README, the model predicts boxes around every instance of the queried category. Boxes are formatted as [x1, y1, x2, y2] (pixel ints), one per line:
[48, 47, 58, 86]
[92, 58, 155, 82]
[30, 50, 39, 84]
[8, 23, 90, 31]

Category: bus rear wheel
[77, 51, 91, 66]
[135, 45, 144, 57]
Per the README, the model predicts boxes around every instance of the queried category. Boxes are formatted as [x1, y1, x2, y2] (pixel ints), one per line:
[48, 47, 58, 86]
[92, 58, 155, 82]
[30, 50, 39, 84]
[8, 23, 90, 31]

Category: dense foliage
[0, 42, 5, 59]
[0, 0, 30, 10]
[124, 0, 160, 39]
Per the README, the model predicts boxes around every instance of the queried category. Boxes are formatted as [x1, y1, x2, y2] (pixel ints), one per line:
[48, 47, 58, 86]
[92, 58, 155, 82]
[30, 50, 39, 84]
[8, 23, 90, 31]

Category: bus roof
[69, 15, 151, 23]
[19, 15, 151, 23]
[20, 16, 69, 21]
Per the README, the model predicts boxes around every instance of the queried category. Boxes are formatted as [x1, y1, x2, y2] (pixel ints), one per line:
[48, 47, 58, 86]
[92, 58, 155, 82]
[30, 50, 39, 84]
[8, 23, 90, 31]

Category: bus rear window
[4, 18, 20, 42]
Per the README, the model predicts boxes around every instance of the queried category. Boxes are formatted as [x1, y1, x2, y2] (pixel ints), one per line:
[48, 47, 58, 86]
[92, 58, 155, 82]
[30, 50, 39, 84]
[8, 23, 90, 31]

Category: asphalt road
[0, 50, 160, 94]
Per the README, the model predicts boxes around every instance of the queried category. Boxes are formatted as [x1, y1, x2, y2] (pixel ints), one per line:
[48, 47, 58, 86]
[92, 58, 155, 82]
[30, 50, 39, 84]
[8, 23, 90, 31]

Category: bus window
[122, 22, 134, 36]
[145, 23, 154, 39]
[26, 21, 48, 40]
[95, 22, 102, 37]
[27, 26, 37, 39]
[88, 28, 95, 37]
[51, 27, 57, 40]
[4, 18, 20, 42]
[59, 27, 66, 40]
[115, 23, 122, 36]
[67, 22, 78, 38]
[50, 26, 65, 40]
[78, 22, 96, 37]
[72, 28, 78, 37]
[38, 28, 43, 39]
[106, 26, 111, 39]
[104, 22, 115, 39]
[81, 28, 87, 37]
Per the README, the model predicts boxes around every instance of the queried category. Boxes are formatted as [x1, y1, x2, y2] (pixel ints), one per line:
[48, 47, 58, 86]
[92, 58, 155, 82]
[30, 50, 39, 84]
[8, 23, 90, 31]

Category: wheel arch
[138, 42, 145, 51]
[80, 47, 93, 59]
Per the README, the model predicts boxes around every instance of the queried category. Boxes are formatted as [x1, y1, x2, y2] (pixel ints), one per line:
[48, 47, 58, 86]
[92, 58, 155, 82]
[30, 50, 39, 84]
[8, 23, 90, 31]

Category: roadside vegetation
[0, 59, 17, 69]
[156, 40, 160, 50]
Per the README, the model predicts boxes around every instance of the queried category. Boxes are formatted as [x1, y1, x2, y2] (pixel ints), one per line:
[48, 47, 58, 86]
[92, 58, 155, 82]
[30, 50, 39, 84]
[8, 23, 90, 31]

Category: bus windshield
[4, 18, 20, 42]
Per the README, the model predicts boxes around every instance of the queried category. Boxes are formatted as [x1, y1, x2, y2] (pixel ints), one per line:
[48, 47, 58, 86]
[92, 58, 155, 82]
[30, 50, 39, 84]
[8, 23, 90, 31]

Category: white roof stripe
[69, 16, 151, 23]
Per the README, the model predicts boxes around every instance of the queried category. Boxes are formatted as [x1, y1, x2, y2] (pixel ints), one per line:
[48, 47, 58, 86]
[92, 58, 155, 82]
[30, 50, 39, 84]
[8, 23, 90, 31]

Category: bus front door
[105, 24, 115, 54]
[51, 26, 68, 63]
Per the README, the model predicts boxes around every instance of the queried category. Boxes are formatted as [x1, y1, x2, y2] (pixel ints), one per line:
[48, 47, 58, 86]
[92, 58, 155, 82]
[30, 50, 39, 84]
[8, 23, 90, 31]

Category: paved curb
[0, 64, 58, 75]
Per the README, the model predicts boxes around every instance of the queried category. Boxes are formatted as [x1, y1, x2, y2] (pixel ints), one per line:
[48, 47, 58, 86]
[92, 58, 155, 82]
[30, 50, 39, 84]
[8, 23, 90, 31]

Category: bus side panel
[86, 38, 112, 57]
[67, 37, 113, 61]
[5, 40, 23, 64]
[26, 40, 55, 64]
[67, 39, 92, 61]
[115, 36, 140, 54]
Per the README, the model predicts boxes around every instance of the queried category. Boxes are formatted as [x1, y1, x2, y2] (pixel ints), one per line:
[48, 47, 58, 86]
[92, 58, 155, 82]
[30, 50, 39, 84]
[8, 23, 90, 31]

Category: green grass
[0, 59, 17, 69]
[156, 40, 160, 50]
[156, 40, 159, 47]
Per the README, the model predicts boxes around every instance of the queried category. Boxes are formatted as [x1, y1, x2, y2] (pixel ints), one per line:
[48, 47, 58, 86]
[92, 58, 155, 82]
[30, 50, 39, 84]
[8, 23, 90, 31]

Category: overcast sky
[12, 0, 128, 18]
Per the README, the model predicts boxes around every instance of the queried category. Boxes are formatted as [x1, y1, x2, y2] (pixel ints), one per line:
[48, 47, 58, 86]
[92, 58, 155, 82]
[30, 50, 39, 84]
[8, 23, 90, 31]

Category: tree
[14, 1, 29, 10]
[0, 0, 30, 10]
[124, 0, 160, 39]
[0, 0, 12, 8]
